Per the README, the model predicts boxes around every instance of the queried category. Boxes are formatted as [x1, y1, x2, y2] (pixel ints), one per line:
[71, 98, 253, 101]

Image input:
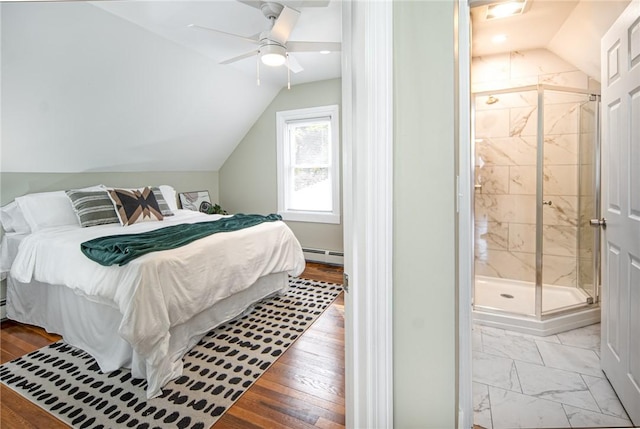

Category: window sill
[279, 211, 341, 224]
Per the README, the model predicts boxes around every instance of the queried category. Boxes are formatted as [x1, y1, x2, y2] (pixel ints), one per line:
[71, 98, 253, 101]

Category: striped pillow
[65, 190, 119, 227]
[151, 186, 174, 217]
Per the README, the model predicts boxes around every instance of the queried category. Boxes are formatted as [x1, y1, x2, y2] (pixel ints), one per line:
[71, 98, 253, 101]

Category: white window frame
[276, 104, 341, 224]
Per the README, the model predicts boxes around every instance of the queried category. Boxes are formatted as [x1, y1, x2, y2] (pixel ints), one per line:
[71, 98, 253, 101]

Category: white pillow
[15, 185, 105, 232]
[159, 185, 178, 212]
[0, 201, 31, 234]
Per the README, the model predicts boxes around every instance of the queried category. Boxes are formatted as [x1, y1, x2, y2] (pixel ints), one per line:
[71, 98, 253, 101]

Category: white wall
[1, 2, 279, 173]
[393, 1, 457, 427]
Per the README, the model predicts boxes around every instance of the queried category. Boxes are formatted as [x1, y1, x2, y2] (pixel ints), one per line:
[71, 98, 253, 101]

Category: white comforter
[10, 210, 305, 397]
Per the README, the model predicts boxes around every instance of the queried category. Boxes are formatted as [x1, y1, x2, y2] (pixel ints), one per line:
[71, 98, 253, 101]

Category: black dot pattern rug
[0, 277, 342, 429]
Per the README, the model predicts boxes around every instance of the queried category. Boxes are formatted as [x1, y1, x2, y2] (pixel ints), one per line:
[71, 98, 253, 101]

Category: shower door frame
[472, 83, 601, 321]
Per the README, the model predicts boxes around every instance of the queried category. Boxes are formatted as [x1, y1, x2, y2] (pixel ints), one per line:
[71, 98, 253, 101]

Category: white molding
[276, 104, 340, 224]
[343, 1, 394, 428]
[279, 211, 340, 224]
[456, 1, 474, 428]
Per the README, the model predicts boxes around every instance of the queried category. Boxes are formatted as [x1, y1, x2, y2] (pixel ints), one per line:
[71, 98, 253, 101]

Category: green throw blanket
[81, 213, 282, 266]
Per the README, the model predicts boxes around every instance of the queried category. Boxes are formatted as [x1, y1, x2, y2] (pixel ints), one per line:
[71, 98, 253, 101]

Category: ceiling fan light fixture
[260, 44, 287, 67]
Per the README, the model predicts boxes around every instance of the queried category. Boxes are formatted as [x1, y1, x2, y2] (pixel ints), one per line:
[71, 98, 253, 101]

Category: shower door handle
[590, 218, 607, 229]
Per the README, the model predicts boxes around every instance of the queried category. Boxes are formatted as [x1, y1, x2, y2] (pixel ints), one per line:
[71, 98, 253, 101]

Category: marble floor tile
[473, 323, 633, 429]
[475, 325, 507, 337]
[473, 352, 521, 392]
[556, 323, 600, 351]
[515, 361, 600, 411]
[477, 323, 561, 344]
[563, 404, 633, 428]
[482, 330, 543, 365]
[582, 374, 632, 420]
[473, 382, 493, 429]
[535, 340, 604, 377]
[489, 386, 571, 428]
[503, 328, 562, 344]
[473, 327, 483, 352]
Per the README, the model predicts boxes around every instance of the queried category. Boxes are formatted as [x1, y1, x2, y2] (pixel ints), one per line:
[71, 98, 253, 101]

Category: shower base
[473, 275, 600, 336]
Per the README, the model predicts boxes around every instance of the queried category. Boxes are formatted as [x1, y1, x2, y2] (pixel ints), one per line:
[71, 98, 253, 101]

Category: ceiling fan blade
[270, 6, 300, 43]
[220, 50, 259, 65]
[188, 24, 259, 44]
[286, 41, 341, 52]
[285, 54, 304, 73]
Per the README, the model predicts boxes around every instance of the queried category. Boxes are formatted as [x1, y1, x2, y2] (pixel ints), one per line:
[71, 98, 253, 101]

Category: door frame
[342, 1, 394, 428]
[456, 1, 474, 428]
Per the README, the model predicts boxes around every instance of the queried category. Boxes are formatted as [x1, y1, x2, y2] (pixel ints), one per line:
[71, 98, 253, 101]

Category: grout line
[560, 403, 574, 427]
[512, 359, 524, 394]
[487, 383, 495, 429]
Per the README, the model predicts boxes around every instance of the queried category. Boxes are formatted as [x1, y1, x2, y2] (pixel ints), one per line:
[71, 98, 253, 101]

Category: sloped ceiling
[471, 0, 630, 81]
[0, 1, 341, 173]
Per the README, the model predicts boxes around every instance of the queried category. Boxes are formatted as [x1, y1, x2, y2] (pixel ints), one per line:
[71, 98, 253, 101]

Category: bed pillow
[108, 187, 164, 226]
[158, 185, 178, 212]
[15, 191, 80, 232]
[13, 186, 106, 232]
[0, 201, 31, 234]
[151, 186, 174, 217]
[65, 189, 120, 227]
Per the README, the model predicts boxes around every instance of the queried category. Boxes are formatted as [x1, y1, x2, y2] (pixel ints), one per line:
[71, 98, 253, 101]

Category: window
[276, 105, 340, 224]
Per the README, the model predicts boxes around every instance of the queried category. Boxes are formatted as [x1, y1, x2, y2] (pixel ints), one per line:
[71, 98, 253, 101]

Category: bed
[0, 185, 305, 399]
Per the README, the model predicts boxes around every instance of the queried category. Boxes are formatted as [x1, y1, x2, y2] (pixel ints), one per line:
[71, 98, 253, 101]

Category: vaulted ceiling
[1, 0, 341, 173]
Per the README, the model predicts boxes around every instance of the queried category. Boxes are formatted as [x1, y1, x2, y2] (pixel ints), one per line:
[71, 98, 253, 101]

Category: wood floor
[0, 262, 345, 429]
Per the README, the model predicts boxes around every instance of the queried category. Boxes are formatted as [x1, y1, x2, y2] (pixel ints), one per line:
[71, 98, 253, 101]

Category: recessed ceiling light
[320, 50, 331, 55]
[486, 1, 527, 20]
[491, 34, 508, 44]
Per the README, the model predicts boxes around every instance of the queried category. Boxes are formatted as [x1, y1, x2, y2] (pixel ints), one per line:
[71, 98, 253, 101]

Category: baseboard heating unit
[302, 248, 344, 266]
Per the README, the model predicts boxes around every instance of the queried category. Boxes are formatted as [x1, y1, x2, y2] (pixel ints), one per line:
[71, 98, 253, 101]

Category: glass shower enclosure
[472, 84, 601, 334]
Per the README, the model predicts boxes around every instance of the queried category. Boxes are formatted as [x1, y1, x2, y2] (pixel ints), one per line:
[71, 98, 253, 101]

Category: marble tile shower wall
[472, 49, 594, 287]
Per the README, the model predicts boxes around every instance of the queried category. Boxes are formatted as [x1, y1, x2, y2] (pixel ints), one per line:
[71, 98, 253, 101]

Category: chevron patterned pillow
[108, 187, 164, 226]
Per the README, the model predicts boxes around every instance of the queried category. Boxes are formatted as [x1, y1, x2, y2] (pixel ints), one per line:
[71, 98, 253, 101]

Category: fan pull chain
[286, 53, 291, 90]
[256, 53, 261, 86]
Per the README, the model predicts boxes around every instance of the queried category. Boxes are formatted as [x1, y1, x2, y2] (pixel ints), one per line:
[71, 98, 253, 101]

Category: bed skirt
[6, 272, 289, 393]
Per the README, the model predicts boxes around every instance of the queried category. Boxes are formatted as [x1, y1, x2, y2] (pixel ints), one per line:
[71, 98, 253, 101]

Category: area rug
[0, 277, 342, 429]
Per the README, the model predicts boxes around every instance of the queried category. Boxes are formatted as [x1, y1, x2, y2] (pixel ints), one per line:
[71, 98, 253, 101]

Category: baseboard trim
[302, 248, 344, 266]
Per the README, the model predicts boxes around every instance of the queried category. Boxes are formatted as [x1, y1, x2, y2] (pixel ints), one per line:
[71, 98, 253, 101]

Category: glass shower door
[577, 97, 600, 303]
[540, 88, 597, 315]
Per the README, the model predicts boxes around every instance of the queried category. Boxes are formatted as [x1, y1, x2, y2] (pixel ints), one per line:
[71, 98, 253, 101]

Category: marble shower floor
[473, 323, 635, 428]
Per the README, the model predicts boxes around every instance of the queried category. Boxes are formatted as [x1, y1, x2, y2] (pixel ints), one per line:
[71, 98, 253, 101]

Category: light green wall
[0, 171, 219, 206]
[393, 1, 457, 427]
[219, 78, 343, 252]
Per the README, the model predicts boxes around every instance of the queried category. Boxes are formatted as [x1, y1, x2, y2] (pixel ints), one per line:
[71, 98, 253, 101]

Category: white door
[600, 0, 640, 424]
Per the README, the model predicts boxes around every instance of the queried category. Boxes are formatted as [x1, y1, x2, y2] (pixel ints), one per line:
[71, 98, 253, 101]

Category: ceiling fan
[188, 1, 340, 74]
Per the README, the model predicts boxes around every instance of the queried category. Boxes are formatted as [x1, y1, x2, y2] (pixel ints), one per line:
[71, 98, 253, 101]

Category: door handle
[590, 218, 607, 229]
